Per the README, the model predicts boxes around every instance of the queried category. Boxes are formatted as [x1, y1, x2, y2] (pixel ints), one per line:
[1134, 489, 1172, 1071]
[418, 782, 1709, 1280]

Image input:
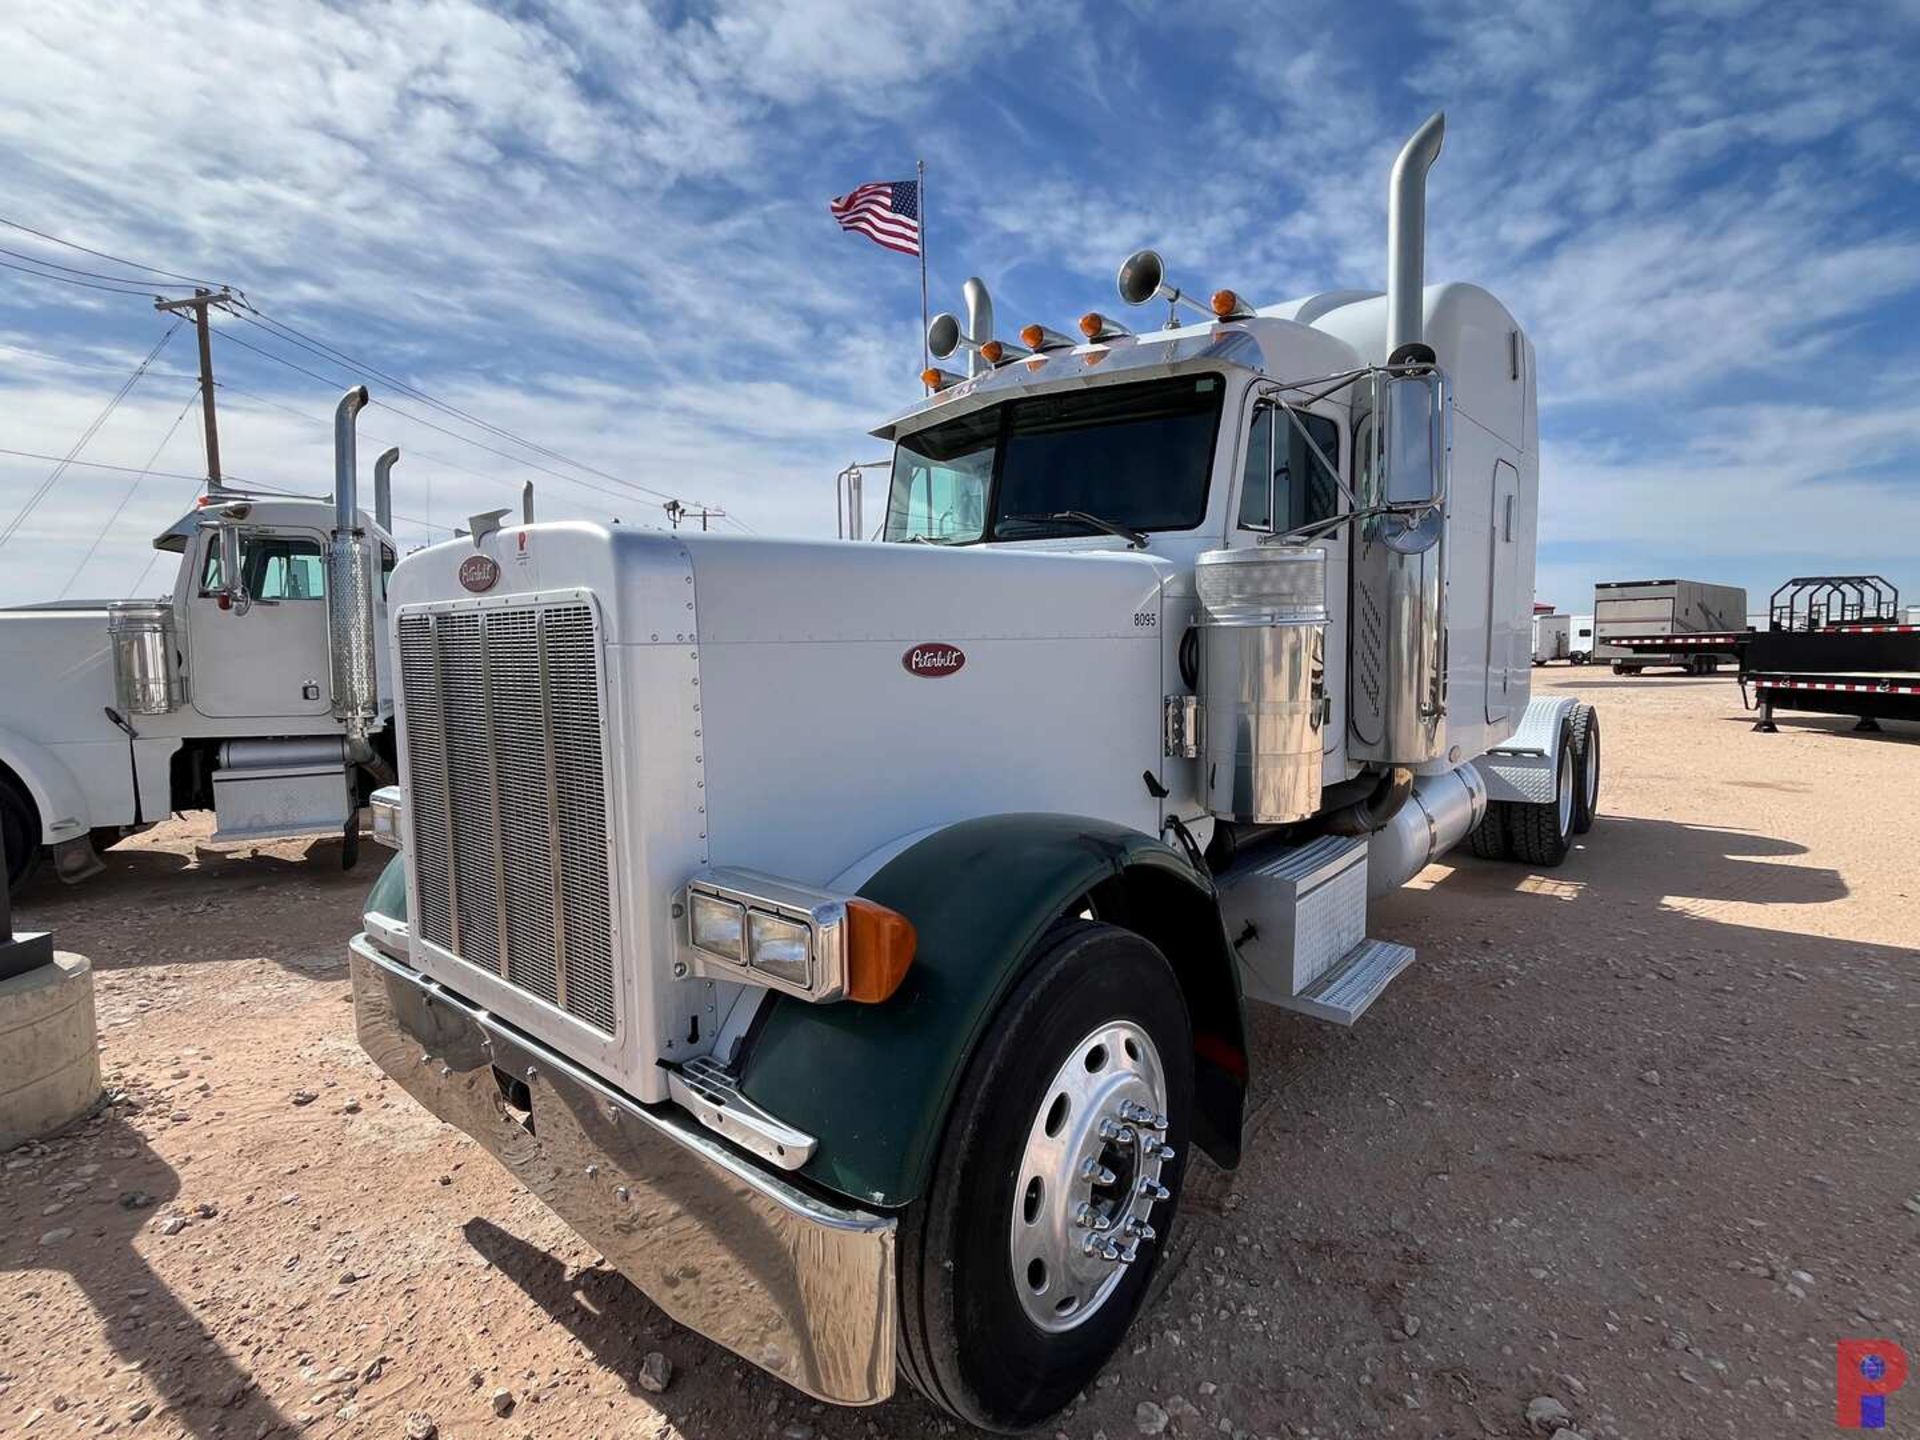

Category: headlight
[748, 910, 812, 988]
[370, 786, 404, 850]
[677, 868, 916, 1005]
[688, 891, 746, 961]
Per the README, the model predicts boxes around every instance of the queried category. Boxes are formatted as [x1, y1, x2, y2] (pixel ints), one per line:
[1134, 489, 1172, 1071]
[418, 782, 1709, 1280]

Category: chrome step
[1271, 938, 1415, 1026]
[666, 1055, 817, 1170]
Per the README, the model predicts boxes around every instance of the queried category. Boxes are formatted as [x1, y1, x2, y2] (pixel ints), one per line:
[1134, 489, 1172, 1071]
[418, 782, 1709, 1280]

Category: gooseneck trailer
[346, 114, 1605, 1431]
[1743, 577, 1920, 733]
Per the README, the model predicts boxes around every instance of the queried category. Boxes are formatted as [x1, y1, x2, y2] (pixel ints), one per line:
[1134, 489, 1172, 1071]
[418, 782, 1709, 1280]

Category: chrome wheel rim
[1008, 1019, 1172, 1333]
[1556, 744, 1575, 837]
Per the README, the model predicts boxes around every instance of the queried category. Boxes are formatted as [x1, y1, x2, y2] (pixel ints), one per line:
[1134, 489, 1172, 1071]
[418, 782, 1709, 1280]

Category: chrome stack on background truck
[346, 115, 1605, 1430]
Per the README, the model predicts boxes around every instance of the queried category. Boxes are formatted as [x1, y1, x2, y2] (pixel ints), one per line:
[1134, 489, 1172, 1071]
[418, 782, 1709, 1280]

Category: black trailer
[1740, 577, 1920, 734]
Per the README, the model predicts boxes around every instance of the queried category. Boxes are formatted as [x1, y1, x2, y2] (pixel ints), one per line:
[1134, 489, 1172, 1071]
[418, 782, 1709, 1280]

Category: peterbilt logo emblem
[903, 643, 966, 677]
[458, 554, 500, 593]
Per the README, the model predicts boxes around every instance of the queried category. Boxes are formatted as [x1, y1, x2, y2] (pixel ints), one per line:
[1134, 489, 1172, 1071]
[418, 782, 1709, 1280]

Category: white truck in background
[0, 391, 402, 893]
[347, 114, 1606, 1431]
[1593, 578, 1748, 674]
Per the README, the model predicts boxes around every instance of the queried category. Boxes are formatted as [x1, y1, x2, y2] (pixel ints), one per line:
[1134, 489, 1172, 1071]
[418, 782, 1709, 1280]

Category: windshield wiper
[999, 510, 1148, 549]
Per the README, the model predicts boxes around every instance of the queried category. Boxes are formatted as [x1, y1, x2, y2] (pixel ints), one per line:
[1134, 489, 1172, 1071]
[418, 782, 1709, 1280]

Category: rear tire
[897, 920, 1194, 1433]
[1569, 704, 1600, 835]
[2, 774, 39, 896]
[1506, 718, 1577, 867]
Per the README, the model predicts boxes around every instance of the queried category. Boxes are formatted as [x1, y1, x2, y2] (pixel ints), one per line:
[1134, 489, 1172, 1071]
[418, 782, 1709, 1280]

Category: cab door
[185, 527, 334, 720]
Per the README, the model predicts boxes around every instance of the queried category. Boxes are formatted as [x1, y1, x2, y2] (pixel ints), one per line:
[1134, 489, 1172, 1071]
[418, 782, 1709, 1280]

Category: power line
[0, 319, 183, 549]
[0, 256, 168, 297]
[0, 243, 200, 292]
[58, 385, 200, 599]
[230, 305, 739, 517]
[0, 213, 228, 288]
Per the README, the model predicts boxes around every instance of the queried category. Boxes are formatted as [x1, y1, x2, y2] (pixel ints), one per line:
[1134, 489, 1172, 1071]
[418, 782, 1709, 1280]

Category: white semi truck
[0, 391, 399, 893]
[347, 114, 1604, 1431]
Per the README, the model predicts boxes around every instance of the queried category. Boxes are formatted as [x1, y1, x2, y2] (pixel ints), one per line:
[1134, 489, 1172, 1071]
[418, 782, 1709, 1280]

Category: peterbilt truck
[0, 390, 397, 893]
[347, 113, 1604, 1431]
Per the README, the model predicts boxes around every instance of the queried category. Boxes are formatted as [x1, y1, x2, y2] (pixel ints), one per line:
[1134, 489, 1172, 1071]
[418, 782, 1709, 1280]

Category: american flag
[828, 179, 921, 257]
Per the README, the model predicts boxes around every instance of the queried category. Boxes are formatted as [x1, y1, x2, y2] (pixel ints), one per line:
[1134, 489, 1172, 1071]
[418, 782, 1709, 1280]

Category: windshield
[883, 374, 1225, 544]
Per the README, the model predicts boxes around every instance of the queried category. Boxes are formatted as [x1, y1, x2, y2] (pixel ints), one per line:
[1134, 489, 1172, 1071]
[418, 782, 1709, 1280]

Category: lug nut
[1117, 1243, 1140, 1265]
[1081, 1159, 1118, 1186]
[1151, 1142, 1176, 1162]
[1137, 1178, 1171, 1202]
[1124, 1217, 1157, 1241]
[1073, 1202, 1112, 1231]
[1097, 1118, 1138, 1144]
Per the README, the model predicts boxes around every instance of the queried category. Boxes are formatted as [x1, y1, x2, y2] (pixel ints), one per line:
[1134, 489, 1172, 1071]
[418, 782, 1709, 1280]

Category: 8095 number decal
[1132, 611, 1158, 628]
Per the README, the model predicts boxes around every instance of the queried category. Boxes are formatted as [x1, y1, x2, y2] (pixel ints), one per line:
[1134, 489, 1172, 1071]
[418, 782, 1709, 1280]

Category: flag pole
[917, 158, 929, 383]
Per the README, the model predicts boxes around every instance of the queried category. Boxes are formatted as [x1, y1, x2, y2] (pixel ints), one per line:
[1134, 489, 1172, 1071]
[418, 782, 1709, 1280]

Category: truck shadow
[1, 1113, 293, 1439]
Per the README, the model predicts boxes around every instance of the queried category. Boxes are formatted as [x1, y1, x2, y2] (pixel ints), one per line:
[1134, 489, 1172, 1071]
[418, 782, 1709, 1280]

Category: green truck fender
[735, 813, 1249, 1210]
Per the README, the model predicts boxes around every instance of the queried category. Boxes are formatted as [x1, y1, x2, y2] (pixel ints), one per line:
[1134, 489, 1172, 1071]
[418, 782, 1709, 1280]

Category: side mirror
[1381, 373, 1448, 510]
[199, 507, 252, 612]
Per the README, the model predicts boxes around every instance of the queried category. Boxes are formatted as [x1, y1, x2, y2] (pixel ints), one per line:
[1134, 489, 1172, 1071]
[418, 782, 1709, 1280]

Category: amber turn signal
[922, 367, 964, 391]
[1019, 323, 1045, 348]
[979, 339, 1005, 364]
[1078, 311, 1106, 338]
[844, 899, 916, 1003]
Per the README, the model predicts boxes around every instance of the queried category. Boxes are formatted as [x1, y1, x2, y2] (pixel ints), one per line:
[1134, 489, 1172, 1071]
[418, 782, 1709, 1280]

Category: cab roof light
[1078, 311, 1133, 342]
[921, 367, 965, 391]
[978, 338, 1032, 366]
[1210, 288, 1256, 320]
[1019, 323, 1079, 353]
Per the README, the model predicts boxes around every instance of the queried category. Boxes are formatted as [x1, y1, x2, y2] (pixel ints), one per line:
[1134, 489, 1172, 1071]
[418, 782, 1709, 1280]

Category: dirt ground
[3, 669, 1916, 1440]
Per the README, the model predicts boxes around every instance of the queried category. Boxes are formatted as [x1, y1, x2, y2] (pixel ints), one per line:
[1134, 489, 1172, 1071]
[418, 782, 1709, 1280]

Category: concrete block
[0, 951, 102, 1151]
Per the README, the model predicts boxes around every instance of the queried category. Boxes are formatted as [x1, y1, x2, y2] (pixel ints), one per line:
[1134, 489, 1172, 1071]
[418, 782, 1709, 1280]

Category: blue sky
[3, 0, 1919, 615]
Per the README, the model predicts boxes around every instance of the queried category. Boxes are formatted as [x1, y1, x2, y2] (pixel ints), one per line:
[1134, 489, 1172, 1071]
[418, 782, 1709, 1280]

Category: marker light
[922, 367, 965, 391]
[1210, 289, 1255, 319]
[979, 340, 1004, 364]
[1079, 312, 1132, 341]
[678, 869, 916, 1004]
[1020, 323, 1079, 352]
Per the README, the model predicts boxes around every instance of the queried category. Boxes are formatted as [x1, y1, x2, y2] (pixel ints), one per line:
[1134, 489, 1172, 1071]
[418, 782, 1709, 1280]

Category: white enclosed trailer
[348, 114, 1604, 1431]
[1569, 612, 1595, 663]
[0, 392, 402, 892]
[1532, 612, 1571, 664]
[1593, 578, 1747, 674]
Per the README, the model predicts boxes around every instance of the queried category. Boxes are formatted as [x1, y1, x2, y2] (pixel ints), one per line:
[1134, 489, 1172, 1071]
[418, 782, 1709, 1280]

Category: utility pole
[663, 499, 685, 530]
[154, 287, 238, 496]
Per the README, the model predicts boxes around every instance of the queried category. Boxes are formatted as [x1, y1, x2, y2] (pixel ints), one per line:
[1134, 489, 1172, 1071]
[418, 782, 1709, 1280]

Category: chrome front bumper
[349, 936, 897, 1405]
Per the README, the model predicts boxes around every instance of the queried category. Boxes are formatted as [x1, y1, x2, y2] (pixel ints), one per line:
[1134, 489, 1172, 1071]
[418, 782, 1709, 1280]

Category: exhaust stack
[327, 386, 378, 758]
[1386, 112, 1445, 358]
[962, 276, 994, 377]
[373, 446, 398, 533]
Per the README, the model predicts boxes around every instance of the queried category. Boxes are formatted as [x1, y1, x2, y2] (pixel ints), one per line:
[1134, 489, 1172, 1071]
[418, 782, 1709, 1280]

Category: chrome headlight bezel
[676, 868, 849, 1003]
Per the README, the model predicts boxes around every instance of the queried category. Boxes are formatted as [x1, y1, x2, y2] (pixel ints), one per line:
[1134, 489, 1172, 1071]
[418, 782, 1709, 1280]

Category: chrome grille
[397, 601, 616, 1034]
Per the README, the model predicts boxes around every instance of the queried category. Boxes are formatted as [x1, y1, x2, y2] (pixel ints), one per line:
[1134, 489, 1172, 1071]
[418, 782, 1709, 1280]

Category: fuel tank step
[1270, 937, 1415, 1026]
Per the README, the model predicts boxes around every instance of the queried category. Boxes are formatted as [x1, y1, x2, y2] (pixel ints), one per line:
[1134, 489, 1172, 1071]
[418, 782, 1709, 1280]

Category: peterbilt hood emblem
[458, 554, 500, 593]
[903, 643, 966, 677]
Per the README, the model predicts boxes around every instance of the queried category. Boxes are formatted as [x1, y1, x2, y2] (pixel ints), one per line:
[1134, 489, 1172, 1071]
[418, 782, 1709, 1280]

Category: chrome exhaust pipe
[962, 276, 994, 377]
[373, 446, 398, 533]
[1386, 112, 1445, 358]
[328, 386, 377, 760]
[522, 482, 535, 525]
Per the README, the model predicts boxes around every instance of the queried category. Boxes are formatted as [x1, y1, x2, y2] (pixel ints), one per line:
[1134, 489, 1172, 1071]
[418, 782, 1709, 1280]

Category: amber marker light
[1020, 324, 1045, 348]
[1079, 311, 1106, 338]
[979, 339, 1005, 364]
[1211, 289, 1251, 319]
[922, 367, 964, 391]
[844, 899, 917, 1003]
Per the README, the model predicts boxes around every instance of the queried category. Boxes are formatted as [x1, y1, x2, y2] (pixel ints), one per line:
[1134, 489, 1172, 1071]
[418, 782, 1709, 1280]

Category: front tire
[2, 775, 38, 896]
[897, 920, 1194, 1432]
